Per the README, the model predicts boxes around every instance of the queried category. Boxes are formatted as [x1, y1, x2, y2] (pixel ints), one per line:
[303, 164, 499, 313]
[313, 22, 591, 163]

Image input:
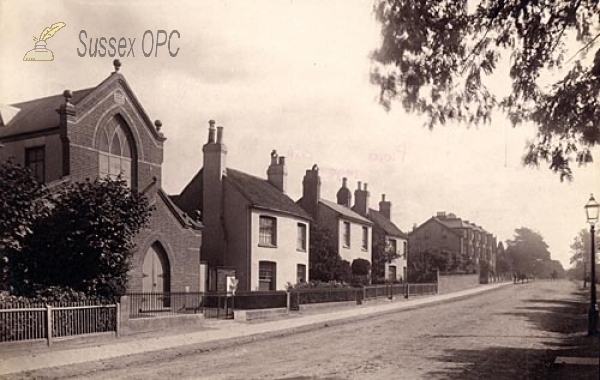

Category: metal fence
[363, 283, 437, 299]
[127, 292, 234, 320]
[288, 288, 362, 310]
[0, 302, 118, 345]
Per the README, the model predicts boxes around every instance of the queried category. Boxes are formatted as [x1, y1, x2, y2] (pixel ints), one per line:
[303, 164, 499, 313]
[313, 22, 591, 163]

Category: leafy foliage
[371, 0, 600, 180]
[0, 161, 48, 253]
[371, 230, 401, 280]
[2, 173, 152, 300]
[570, 228, 600, 267]
[351, 258, 372, 276]
[308, 222, 352, 282]
[504, 227, 560, 277]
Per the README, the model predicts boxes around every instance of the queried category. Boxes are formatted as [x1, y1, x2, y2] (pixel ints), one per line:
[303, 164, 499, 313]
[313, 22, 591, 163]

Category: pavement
[0, 282, 512, 376]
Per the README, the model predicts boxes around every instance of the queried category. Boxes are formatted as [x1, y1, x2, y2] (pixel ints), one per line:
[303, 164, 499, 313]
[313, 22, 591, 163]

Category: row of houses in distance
[409, 211, 498, 275]
[0, 63, 497, 294]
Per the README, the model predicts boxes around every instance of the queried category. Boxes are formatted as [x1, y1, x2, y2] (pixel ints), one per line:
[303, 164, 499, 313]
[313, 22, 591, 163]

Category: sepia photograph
[1, 0, 600, 378]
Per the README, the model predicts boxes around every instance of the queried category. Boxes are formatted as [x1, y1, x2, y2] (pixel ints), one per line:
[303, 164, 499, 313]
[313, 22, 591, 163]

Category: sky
[1, 0, 599, 268]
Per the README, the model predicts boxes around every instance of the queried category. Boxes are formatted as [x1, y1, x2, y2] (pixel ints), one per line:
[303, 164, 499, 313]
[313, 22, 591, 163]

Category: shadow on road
[426, 285, 599, 380]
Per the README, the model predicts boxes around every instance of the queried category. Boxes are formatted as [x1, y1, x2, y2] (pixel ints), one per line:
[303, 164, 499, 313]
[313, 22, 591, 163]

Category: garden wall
[437, 274, 480, 294]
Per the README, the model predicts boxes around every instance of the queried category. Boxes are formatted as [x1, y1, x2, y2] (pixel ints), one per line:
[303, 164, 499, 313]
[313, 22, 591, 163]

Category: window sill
[296, 249, 307, 253]
[361, 248, 368, 252]
[258, 244, 277, 249]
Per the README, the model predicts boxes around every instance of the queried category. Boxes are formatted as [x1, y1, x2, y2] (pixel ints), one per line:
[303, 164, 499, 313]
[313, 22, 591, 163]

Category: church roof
[0, 88, 93, 140]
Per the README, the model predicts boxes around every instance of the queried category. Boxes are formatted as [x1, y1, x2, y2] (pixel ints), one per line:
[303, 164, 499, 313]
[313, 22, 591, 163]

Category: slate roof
[319, 199, 372, 225]
[437, 218, 472, 230]
[0, 88, 93, 139]
[368, 208, 406, 238]
[174, 167, 311, 221]
[437, 217, 490, 234]
[226, 169, 311, 220]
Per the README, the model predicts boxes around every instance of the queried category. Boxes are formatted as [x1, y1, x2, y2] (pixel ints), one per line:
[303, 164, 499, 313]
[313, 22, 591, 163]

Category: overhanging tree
[371, 0, 600, 180]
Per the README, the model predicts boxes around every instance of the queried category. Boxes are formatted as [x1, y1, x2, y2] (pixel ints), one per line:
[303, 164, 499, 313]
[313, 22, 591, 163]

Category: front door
[142, 244, 170, 293]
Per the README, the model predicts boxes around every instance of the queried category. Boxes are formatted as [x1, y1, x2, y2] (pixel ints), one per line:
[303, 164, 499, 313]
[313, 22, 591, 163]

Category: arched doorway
[142, 242, 171, 294]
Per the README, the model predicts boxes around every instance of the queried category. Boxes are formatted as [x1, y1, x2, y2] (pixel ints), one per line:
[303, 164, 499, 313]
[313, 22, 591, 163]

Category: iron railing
[288, 287, 362, 310]
[0, 302, 118, 345]
[127, 292, 234, 320]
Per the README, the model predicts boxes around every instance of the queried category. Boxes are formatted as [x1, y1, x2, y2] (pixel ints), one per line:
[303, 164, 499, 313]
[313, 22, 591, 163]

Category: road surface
[8, 281, 587, 379]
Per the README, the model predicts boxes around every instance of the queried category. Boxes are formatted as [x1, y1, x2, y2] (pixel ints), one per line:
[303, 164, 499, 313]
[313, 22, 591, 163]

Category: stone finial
[63, 90, 73, 103]
[154, 119, 162, 132]
[113, 59, 122, 73]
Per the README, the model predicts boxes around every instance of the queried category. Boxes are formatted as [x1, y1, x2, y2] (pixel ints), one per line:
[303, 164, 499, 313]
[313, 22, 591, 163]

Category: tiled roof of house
[173, 167, 311, 221]
[319, 199, 372, 225]
[226, 168, 311, 220]
[0, 88, 93, 139]
[368, 208, 406, 238]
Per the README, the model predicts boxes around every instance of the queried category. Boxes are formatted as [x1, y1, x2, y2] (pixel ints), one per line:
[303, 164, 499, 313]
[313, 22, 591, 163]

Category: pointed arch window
[98, 116, 133, 186]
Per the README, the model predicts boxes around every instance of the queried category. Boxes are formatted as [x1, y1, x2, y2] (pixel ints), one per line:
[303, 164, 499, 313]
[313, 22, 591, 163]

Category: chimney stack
[379, 194, 391, 220]
[353, 181, 370, 217]
[202, 120, 228, 266]
[267, 150, 287, 193]
[299, 164, 321, 219]
[336, 177, 352, 207]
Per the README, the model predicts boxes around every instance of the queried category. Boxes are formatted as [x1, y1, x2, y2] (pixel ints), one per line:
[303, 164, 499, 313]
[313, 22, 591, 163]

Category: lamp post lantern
[585, 194, 600, 336]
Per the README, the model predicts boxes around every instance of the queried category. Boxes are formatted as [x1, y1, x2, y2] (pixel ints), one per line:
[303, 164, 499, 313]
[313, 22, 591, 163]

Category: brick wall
[128, 188, 202, 293]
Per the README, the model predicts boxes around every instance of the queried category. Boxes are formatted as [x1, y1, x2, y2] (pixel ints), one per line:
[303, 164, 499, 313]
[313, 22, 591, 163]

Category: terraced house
[297, 169, 372, 267]
[174, 123, 311, 292]
[368, 194, 408, 282]
[0, 62, 203, 294]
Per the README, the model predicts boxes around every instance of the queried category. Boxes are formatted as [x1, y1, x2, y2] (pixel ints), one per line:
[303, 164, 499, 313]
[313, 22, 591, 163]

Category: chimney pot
[270, 150, 278, 165]
[216, 126, 224, 144]
[357, 181, 362, 190]
[279, 156, 286, 165]
[382, 194, 386, 201]
[208, 120, 216, 143]
[364, 183, 368, 191]
[342, 177, 348, 187]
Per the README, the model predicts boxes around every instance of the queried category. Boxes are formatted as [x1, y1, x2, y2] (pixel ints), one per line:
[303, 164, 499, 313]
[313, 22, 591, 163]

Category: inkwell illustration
[23, 22, 66, 61]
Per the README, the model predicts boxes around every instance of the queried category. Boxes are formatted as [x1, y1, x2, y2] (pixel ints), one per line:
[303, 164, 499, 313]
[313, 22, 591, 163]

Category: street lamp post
[585, 194, 600, 337]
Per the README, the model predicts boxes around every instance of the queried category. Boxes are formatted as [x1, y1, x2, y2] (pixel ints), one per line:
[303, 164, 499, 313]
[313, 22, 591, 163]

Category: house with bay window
[174, 124, 311, 291]
[0, 61, 203, 294]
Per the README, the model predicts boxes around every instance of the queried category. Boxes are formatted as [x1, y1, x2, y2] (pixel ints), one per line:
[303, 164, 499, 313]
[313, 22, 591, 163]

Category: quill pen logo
[23, 22, 66, 61]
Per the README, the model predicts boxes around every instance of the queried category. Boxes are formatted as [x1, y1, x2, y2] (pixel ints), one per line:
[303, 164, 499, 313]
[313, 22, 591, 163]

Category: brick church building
[0, 61, 203, 294]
